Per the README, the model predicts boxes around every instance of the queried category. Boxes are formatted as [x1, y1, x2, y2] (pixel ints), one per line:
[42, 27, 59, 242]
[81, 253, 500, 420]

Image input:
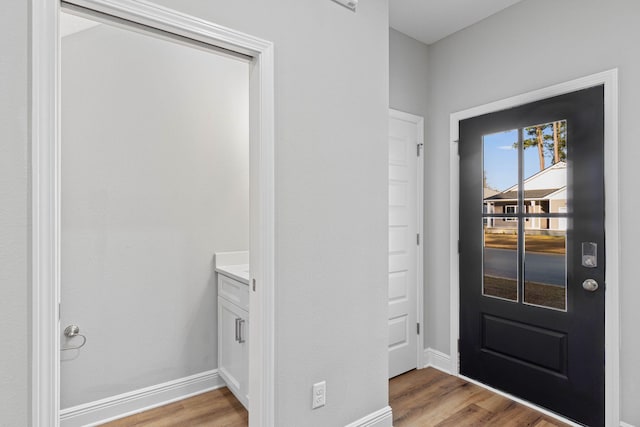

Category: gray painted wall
[148, 2, 390, 425]
[389, 28, 429, 118]
[0, 0, 28, 425]
[389, 28, 430, 346]
[60, 22, 249, 408]
[0, 1, 389, 426]
[424, 0, 640, 424]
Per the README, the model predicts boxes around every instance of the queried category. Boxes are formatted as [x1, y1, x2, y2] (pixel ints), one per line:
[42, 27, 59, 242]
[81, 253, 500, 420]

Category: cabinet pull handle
[238, 319, 246, 343]
[235, 318, 240, 342]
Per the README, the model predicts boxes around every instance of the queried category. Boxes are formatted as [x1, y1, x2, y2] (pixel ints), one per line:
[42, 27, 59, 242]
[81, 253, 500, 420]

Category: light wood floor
[101, 368, 569, 426]
[100, 387, 247, 427]
[390, 368, 569, 427]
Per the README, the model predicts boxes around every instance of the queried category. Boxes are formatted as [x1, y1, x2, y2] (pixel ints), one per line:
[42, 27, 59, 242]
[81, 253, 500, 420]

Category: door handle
[235, 318, 240, 342]
[582, 279, 599, 292]
[238, 319, 246, 343]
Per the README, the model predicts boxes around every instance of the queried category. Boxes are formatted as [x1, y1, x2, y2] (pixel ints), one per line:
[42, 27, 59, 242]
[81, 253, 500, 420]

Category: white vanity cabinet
[217, 272, 249, 409]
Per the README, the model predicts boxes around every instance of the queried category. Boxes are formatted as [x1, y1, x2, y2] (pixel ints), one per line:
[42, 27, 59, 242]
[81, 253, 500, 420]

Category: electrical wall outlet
[312, 381, 326, 409]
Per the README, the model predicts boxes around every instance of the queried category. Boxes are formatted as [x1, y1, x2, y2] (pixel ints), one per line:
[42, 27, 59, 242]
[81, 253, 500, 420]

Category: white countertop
[215, 263, 250, 285]
[215, 251, 249, 285]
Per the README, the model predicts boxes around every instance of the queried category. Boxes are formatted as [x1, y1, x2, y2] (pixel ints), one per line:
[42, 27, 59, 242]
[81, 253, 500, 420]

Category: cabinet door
[218, 297, 248, 408]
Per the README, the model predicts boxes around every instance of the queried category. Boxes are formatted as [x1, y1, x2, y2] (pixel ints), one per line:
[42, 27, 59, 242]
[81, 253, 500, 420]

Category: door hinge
[417, 233, 420, 245]
[417, 143, 423, 157]
[417, 323, 420, 335]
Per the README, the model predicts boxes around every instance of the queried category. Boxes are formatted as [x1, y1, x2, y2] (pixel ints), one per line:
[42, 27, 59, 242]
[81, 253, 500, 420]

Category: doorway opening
[59, 8, 250, 423]
[31, 1, 275, 426]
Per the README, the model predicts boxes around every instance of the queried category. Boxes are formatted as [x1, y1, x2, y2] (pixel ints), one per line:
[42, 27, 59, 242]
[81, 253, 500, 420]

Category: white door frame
[389, 108, 425, 370]
[448, 70, 620, 426]
[31, 1, 275, 426]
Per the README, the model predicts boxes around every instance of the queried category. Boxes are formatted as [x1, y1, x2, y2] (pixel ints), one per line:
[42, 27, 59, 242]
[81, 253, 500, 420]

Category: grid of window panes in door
[482, 120, 567, 310]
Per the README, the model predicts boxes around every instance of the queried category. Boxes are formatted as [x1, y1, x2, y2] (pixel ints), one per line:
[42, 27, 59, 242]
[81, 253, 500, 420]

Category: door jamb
[31, 1, 275, 426]
[448, 69, 620, 426]
[389, 108, 425, 370]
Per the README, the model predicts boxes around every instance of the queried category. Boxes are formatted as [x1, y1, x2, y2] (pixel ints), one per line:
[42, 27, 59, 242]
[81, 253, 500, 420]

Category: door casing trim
[448, 69, 619, 426]
[389, 108, 425, 371]
[31, 1, 275, 426]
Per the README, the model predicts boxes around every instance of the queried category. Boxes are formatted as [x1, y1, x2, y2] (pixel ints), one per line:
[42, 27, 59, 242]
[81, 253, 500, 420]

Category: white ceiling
[390, 0, 523, 45]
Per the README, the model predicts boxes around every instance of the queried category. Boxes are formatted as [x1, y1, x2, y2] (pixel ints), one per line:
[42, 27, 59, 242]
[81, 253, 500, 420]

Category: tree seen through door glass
[522, 120, 568, 310]
[482, 121, 568, 309]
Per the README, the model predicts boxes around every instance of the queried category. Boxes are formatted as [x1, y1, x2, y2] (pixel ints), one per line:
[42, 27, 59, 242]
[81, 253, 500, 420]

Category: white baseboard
[60, 369, 224, 427]
[344, 406, 393, 427]
[424, 348, 452, 374]
[620, 422, 636, 427]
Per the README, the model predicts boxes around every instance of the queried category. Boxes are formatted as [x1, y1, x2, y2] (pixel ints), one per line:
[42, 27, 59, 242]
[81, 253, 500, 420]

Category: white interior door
[388, 110, 422, 378]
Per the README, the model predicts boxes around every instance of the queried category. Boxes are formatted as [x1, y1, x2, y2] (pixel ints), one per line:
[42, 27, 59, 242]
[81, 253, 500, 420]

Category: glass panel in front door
[483, 217, 518, 301]
[482, 120, 568, 310]
[524, 226, 566, 310]
[482, 129, 518, 301]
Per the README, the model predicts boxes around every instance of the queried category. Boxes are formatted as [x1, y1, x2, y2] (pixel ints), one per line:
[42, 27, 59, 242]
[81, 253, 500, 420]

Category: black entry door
[459, 86, 605, 426]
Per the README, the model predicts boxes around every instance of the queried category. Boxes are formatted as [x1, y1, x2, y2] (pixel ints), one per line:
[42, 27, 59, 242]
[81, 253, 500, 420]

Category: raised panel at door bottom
[388, 315, 409, 350]
[482, 314, 567, 374]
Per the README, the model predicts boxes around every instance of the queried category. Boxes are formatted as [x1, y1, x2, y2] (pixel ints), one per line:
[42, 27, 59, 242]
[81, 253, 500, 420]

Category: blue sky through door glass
[483, 130, 552, 192]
